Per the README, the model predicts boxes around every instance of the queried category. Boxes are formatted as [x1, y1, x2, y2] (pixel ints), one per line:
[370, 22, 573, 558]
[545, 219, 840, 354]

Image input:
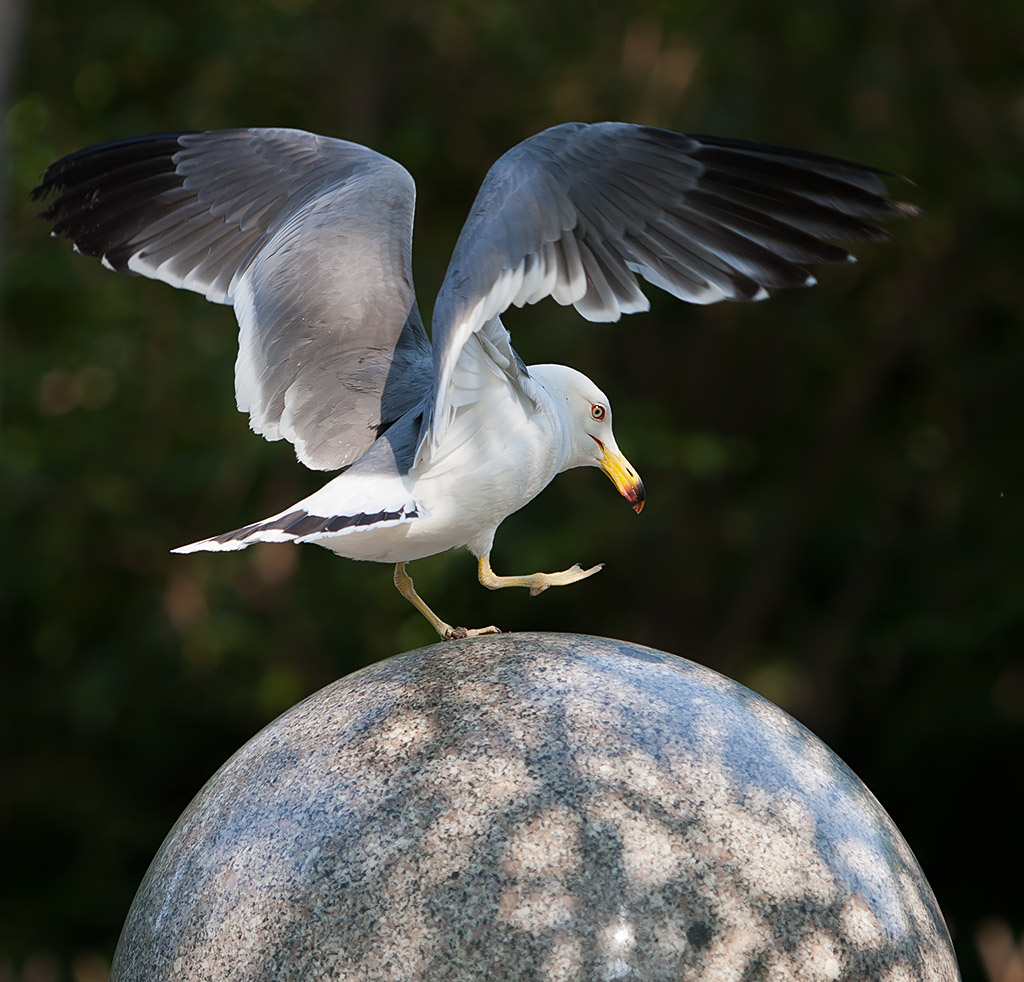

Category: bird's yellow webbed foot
[393, 563, 501, 641]
[477, 554, 604, 597]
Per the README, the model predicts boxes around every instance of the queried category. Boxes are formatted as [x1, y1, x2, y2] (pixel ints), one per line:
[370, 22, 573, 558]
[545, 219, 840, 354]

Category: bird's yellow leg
[477, 554, 604, 597]
[393, 563, 500, 641]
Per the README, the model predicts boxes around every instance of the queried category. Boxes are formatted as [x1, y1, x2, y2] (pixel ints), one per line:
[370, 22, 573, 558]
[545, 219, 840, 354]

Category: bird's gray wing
[34, 128, 433, 471]
[426, 121, 917, 450]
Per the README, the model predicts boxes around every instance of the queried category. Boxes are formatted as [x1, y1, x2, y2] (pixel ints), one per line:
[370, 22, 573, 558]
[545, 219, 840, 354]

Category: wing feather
[34, 128, 433, 470]
[427, 121, 917, 450]
[37, 123, 917, 470]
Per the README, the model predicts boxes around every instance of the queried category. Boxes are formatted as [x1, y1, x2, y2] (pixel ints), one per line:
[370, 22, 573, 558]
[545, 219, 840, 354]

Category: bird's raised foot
[441, 624, 503, 642]
[477, 555, 605, 596]
[524, 562, 605, 596]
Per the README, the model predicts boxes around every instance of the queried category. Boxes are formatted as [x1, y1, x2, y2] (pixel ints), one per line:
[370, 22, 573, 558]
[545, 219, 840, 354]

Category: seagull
[34, 123, 916, 639]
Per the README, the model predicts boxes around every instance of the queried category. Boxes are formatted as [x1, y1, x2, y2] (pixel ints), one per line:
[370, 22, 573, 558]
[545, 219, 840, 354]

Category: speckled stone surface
[110, 633, 959, 981]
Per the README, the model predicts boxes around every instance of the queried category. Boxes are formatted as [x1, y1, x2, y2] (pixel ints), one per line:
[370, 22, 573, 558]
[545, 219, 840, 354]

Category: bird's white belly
[316, 385, 563, 565]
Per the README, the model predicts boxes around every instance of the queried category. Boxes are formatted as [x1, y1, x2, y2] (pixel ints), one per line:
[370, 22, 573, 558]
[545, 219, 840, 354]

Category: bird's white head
[530, 364, 645, 514]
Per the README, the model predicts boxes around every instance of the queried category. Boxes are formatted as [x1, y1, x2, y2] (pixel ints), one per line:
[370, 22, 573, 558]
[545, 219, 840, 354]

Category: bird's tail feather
[172, 502, 422, 554]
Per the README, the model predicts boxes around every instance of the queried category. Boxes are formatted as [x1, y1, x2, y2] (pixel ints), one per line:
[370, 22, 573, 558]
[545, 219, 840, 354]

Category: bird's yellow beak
[594, 438, 645, 514]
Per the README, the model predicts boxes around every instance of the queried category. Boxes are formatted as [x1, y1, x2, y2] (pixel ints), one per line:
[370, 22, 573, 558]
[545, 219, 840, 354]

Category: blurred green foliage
[2, 0, 1023, 979]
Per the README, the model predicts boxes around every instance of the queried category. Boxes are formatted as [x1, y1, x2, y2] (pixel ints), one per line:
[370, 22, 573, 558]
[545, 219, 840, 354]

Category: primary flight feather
[34, 122, 916, 638]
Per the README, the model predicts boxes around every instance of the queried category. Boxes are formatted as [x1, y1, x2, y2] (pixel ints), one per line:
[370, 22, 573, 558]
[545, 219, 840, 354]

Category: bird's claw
[442, 624, 502, 641]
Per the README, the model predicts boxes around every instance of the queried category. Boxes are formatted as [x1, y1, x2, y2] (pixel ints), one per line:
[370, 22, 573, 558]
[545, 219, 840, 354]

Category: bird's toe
[443, 624, 502, 641]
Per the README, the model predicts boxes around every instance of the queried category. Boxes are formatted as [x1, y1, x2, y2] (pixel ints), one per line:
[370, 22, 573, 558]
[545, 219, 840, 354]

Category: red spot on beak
[593, 436, 645, 514]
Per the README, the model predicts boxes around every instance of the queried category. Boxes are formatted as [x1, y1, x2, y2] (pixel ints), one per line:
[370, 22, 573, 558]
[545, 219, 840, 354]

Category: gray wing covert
[34, 128, 433, 470]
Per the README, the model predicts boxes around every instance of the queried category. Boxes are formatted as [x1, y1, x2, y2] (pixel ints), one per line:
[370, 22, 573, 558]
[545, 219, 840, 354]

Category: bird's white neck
[526, 363, 595, 473]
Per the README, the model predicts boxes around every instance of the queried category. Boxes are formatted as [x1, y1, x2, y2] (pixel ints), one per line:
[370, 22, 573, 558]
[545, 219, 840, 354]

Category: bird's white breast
[313, 361, 566, 565]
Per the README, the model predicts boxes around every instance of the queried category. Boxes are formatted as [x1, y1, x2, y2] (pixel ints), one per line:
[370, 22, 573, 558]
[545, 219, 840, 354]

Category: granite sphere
[111, 633, 959, 981]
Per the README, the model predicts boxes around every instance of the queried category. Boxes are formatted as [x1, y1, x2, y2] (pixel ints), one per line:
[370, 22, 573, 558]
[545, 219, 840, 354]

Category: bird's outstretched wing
[427, 121, 918, 449]
[33, 128, 433, 470]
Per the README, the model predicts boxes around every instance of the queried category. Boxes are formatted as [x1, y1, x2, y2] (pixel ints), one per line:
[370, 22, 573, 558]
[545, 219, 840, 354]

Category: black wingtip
[30, 131, 194, 210]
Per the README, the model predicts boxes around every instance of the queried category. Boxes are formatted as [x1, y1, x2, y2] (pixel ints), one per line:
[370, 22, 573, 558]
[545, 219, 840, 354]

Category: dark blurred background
[2, 0, 1022, 979]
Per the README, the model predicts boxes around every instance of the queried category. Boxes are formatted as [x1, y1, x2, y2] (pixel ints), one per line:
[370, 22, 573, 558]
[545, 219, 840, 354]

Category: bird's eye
[590, 403, 606, 421]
